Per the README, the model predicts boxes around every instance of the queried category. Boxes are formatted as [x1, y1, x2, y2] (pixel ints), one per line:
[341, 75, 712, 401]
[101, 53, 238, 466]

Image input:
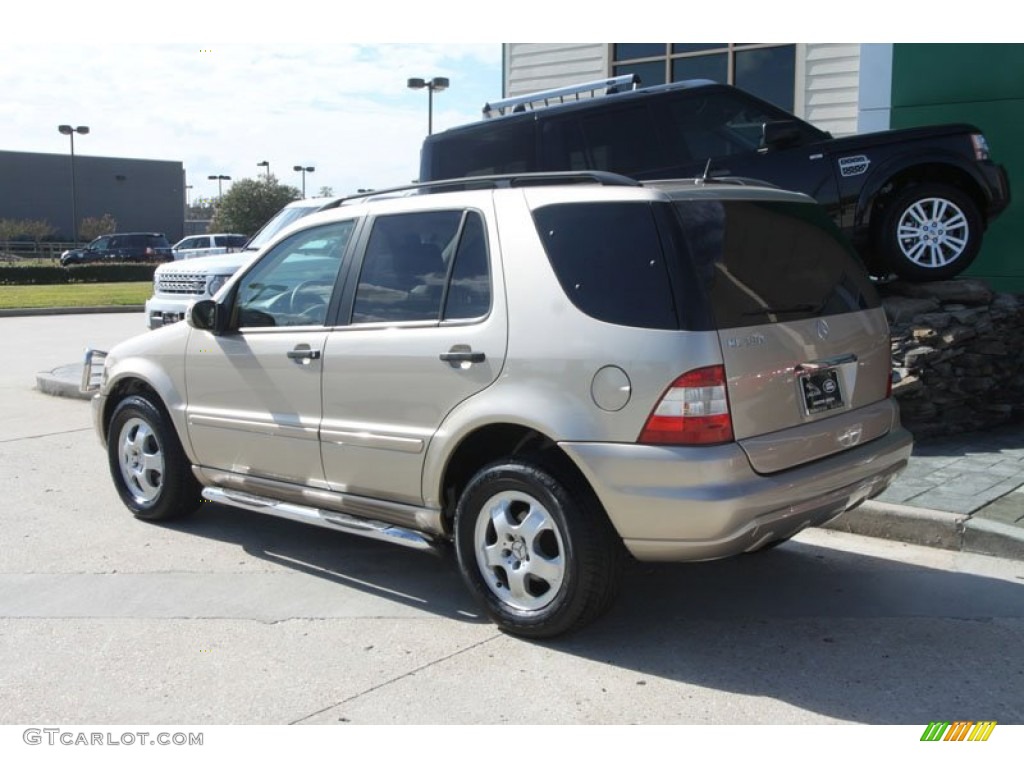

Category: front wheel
[454, 457, 623, 639]
[877, 183, 983, 281]
[107, 394, 200, 521]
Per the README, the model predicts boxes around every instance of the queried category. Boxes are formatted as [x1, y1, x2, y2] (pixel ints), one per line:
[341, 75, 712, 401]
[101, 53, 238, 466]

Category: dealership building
[503, 43, 1023, 291]
[0, 149, 185, 244]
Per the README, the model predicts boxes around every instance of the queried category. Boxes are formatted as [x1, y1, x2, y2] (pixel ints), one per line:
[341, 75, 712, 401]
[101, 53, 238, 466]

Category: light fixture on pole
[257, 160, 270, 179]
[58, 124, 89, 244]
[406, 76, 450, 135]
[208, 174, 231, 201]
[293, 165, 315, 198]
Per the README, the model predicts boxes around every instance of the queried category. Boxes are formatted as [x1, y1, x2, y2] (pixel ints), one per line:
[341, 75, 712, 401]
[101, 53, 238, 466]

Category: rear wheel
[107, 395, 200, 521]
[877, 183, 982, 281]
[454, 457, 623, 639]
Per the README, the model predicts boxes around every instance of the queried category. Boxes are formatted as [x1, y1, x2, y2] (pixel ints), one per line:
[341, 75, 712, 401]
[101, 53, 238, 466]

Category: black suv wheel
[875, 183, 981, 282]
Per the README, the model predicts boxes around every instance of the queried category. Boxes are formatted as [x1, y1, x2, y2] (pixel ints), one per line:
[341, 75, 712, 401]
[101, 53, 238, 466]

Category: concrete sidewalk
[35, 357, 1024, 562]
[825, 421, 1024, 559]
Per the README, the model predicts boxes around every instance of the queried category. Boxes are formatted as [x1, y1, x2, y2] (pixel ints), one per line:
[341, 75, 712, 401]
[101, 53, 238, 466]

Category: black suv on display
[419, 76, 1011, 281]
[60, 232, 173, 266]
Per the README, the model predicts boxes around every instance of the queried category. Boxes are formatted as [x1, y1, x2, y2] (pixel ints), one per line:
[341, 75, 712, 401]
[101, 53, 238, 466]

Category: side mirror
[762, 120, 802, 151]
[187, 299, 226, 334]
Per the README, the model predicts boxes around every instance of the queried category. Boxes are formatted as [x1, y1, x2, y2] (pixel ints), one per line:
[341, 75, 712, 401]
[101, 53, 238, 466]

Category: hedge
[0, 264, 157, 285]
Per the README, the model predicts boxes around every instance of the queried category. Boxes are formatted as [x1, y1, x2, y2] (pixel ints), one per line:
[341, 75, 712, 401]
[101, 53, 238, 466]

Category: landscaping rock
[880, 279, 1024, 438]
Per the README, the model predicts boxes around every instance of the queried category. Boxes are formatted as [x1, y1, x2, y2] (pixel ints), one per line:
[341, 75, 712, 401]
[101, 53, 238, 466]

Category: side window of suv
[546, 105, 665, 176]
[352, 210, 463, 323]
[659, 91, 813, 163]
[443, 211, 491, 321]
[532, 201, 678, 330]
[234, 221, 355, 329]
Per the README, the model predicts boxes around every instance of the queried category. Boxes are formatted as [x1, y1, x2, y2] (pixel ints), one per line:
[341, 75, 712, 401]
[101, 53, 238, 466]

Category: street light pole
[407, 76, 450, 135]
[208, 174, 231, 201]
[293, 165, 315, 198]
[58, 124, 89, 244]
[257, 160, 270, 180]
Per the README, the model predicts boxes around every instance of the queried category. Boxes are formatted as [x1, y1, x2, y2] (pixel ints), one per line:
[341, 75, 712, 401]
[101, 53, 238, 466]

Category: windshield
[243, 204, 326, 251]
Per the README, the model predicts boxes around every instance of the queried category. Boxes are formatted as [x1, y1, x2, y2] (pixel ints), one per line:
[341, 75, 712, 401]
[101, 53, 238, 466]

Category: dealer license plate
[799, 368, 844, 415]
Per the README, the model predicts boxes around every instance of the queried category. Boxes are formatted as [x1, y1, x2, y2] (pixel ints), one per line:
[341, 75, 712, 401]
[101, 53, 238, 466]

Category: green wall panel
[892, 44, 1024, 291]
[892, 44, 1024, 105]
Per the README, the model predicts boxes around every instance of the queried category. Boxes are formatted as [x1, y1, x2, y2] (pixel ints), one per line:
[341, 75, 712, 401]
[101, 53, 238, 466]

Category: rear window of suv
[532, 198, 879, 331]
[673, 199, 880, 329]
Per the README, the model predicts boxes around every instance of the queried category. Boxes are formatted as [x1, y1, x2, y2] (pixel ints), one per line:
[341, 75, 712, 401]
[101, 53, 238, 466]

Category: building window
[612, 43, 796, 112]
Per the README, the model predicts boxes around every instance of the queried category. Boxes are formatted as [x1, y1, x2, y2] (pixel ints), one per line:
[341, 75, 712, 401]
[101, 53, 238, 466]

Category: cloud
[2, 43, 502, 197]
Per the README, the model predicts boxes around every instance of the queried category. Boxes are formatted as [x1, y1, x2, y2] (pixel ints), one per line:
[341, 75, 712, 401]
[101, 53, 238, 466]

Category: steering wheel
[287, 280, 332, 315]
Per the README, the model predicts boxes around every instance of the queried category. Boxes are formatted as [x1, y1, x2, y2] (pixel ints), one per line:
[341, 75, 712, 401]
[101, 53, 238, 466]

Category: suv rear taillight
[639, 365, 734, 446]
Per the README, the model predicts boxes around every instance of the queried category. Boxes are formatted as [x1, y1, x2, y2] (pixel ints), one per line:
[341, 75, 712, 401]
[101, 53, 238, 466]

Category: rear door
[672, 197, 892, 472]
[319, 205, 506, 505]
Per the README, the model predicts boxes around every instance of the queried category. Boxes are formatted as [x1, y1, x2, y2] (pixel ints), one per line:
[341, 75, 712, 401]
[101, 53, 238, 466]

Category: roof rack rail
[321, 171, 642, 209]
[482, 74, 640, 119]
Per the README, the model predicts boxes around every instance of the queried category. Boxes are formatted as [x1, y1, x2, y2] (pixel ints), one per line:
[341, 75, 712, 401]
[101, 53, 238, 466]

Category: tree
[21, 219, 55, 245]
[0, 219, 18, 256]
[79, 214, 118, 242]
[317, 186, 334, 198]
[209, 177, 301, 236]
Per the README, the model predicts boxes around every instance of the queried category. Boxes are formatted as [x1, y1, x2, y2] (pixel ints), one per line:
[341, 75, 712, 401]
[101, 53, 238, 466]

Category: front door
[185, 220, 356, 488]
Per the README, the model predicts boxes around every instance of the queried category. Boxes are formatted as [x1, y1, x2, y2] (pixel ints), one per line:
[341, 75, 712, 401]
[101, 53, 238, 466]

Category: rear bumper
[560, 425, 913, 562]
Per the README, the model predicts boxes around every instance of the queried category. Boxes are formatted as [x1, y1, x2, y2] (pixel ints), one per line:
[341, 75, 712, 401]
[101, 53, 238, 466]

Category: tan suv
[83, 172, 912, 638]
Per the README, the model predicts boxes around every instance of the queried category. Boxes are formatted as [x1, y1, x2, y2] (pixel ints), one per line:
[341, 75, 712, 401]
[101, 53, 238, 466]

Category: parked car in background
[145, 198, 341, 329]
[60, 233, 173, 266]
[86, 172, 912, 638]
[419, 76, 1011, 281]
[172, 233, 248, 260]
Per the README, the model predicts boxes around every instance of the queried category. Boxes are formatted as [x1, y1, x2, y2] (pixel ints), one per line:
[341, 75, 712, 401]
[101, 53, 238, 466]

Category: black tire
[107, 394, 200, 521]
[454, 456, 623, 639]
[876, 182, 983, 281]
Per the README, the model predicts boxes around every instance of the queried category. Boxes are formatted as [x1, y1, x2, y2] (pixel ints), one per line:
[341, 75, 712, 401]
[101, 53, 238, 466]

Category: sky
[2, 3, 1011, 204]
[2, 42, 501, 203]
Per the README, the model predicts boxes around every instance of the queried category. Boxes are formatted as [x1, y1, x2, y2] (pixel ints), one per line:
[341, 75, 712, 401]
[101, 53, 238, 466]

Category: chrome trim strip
[187, 413, 318, 440]
[201, 487, 442, 554]
[320, 428, 424, 453]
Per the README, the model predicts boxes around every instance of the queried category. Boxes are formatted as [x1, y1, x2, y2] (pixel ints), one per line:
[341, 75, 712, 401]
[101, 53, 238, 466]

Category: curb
[0, 306, 143, 318]
[825, 499, 1024, 560]
[36, 363, 92, 401]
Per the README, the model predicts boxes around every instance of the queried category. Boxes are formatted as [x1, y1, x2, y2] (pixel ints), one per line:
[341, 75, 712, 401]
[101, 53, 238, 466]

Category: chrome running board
[201, 486, 443, 555]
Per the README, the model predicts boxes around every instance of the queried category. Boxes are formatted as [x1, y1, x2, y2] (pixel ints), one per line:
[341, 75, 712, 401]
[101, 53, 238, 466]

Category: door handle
[287, 346, 321, 363]
[440, 350, 485, 364]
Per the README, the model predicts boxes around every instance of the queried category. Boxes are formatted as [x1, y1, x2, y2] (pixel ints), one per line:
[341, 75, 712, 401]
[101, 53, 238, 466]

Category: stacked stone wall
[882, 279, 1024, 438]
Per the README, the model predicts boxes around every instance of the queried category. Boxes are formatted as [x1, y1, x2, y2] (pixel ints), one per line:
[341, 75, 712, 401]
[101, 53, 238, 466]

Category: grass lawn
[0, 282, 151, 310]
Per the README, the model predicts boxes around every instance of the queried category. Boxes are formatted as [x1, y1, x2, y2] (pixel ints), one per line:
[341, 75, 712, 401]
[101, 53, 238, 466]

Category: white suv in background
[145, 198, 341, 329]
[171, 233, 248, 260]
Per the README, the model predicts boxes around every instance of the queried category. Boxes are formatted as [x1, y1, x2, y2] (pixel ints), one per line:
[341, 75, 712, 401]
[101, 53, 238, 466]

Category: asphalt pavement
[27, 311, 1024, 561]
[4, 310, 1024, 729]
